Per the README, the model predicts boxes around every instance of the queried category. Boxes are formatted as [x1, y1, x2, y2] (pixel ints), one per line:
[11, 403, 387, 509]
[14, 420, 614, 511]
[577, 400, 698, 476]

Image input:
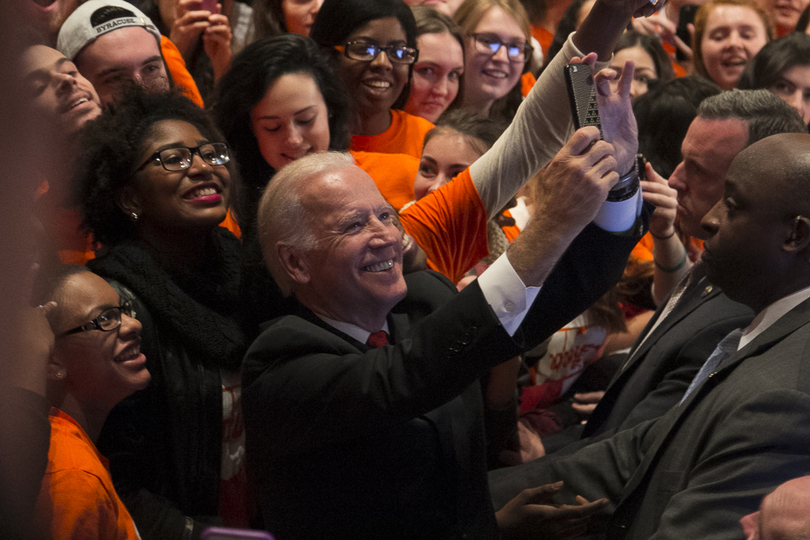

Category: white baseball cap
[57, 0, 161, 61]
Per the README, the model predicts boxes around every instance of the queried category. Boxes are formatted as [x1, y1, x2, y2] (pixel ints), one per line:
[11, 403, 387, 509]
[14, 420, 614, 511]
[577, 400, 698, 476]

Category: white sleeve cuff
[593, 187, 642, 233]
[477, 252, 542, 337]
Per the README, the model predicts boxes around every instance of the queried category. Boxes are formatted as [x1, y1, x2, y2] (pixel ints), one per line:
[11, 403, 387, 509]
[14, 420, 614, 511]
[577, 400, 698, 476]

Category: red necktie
[366, 330, 390, 348]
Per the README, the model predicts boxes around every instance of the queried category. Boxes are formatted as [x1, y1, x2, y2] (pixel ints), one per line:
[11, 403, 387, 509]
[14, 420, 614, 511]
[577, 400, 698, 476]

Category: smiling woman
[692, 0, 772, 91]
[454, 0, 533, 121]
[310, 0, 436, 158]
[33, 266, 147, 540]
[72, 89, 253, 536]
[404, 6, 466, 123]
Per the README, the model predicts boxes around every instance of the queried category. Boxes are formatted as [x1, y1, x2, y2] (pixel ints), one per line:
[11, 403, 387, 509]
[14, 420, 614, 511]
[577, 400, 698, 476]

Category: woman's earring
[130, 212, 139, 222]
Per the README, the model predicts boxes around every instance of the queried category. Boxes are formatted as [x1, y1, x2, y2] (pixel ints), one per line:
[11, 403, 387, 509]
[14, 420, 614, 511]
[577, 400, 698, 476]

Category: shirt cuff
[593, 187, 642, 233]
[478, 252, 542, 337]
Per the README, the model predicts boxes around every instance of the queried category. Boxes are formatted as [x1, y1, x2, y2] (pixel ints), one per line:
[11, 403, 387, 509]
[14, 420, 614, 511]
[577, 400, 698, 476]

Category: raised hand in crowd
[171, 0, 232, 79]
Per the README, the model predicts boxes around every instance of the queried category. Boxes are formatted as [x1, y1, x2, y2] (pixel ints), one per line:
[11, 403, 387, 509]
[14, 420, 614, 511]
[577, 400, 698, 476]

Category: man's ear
[277, 243, 311, 285]
[784, 216, 810, 253]
[116, 185, 142, 217]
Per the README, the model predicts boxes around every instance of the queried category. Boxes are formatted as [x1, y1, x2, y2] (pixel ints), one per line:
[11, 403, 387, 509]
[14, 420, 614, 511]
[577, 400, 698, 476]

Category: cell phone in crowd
[199, 0, 218, 13]
[201, 527, 274, 540]
[564, 63, 602, 137]
[676, 4, 699, 61]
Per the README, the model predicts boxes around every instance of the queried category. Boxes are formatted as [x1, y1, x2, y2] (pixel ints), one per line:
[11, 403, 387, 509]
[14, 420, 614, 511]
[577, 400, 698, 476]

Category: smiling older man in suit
[240, 116, 648, 539]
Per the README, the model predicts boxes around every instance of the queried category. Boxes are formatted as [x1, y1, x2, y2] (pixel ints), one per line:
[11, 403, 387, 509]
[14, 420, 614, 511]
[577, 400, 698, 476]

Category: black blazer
[241, 221, 645, 540]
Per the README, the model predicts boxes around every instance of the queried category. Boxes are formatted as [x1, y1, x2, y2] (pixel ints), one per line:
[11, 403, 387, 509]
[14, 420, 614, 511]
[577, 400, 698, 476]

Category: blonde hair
[453, 0, 531, 42]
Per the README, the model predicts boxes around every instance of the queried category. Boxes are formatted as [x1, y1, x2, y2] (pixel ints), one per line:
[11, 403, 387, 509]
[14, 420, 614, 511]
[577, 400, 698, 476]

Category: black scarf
[88, 228, 246, 371]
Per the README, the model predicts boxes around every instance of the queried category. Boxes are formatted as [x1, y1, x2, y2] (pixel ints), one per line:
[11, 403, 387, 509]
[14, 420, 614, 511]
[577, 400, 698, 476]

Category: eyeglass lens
[474, 34, 527, 60]
[344, 42, 417, 64]
[159, 143, 230, 171]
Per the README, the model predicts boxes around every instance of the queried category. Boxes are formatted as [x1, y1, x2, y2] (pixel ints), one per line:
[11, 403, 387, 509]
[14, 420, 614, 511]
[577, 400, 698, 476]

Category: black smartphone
[564, 63, 602, 137]
[676, 4, 699, 61]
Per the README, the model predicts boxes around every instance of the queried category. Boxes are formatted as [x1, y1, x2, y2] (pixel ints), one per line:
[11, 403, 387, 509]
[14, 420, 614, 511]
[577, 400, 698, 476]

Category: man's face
[52, 272, 150, 411]
[22, 45, 101, 137]
[699, 139, 794, 309]
[74, 26, 169, 105]
[292, 165, 407, 331]
[668, 117, 749, 238]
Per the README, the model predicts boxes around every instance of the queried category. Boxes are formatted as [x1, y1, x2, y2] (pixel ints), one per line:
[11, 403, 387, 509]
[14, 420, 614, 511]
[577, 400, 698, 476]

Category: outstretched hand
[497, 481, 609, 540]
[594, 61, 639, 176]
[641, 161, 678, 239]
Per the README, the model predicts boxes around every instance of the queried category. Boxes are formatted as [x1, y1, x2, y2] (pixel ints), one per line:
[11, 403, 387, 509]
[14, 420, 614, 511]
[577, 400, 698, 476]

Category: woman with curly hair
[73, 89, 251, 538]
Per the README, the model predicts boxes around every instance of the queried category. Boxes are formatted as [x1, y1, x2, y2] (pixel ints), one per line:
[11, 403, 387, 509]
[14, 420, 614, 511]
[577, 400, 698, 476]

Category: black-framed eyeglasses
[134, 143, 230, 173]
[470, 33, 532, 62]
[335, 41, 419, 65]
[59, 301, 135, 337]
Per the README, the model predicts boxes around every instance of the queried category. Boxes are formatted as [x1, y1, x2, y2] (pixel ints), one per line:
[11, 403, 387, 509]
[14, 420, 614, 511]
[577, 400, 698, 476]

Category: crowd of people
[5, 0, 810, 537]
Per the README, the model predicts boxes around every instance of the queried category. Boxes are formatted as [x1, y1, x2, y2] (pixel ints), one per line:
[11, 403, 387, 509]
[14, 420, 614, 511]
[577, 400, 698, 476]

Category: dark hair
[73, 89, 234, 246]
[310, 0, 418, 110]
[738, 33, 810, 92]
[697, 89, 807, 145]
[252, 0, 287, 40]
[411, 5, 466, 110]
[542, 0, 590, 71]
[519, 0, 546, 25]
[32, 264, 90, 313]
[426, 108, 506, 155]
[212, 34, 350, 233]
[614, 30, 676, 84]
[633, 77, 721, 178]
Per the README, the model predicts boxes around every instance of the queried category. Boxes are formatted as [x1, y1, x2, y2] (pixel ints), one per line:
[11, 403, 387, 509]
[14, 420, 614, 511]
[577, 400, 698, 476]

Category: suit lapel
[618, 279, 722, 379]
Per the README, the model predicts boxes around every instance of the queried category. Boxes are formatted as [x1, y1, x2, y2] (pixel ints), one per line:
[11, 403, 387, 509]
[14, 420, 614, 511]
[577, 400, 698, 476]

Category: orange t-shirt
[350, 110, 434, 159]
[631, 231, 704, 262]
[521, 72, 537, 98]
[36, 409, 141, 540]
[352, 150, 419, 211]
[161, 36, 204, 108]
[399, 168, 490, 284]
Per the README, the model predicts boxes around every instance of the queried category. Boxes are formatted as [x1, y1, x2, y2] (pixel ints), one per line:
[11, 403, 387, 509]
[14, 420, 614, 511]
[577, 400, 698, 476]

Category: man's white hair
[257, 151, 356, 296]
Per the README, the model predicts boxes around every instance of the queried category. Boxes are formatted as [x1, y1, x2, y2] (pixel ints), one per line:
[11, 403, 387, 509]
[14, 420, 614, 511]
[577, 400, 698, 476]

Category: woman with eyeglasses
[72, 89, 252, 537]
[33, 265, 147, 539]
[309, 0, 435, 159]
[454, 0, 534, 122]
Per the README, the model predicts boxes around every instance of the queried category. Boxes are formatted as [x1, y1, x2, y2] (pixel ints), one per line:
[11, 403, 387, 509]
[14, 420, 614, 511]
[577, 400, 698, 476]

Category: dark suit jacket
[241, 222, 645, 540]
[537, 276, 754, 455]
[493, 296, 810, 540]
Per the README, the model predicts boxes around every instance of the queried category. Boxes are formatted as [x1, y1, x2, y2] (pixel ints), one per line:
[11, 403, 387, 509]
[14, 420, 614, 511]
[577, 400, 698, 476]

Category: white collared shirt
[739, 286, 810, 350]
